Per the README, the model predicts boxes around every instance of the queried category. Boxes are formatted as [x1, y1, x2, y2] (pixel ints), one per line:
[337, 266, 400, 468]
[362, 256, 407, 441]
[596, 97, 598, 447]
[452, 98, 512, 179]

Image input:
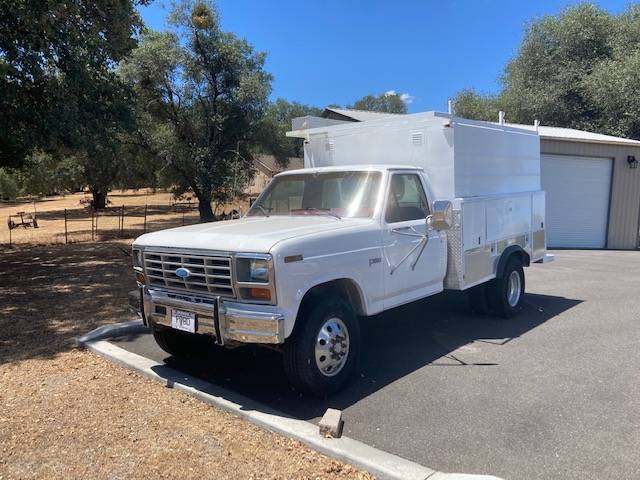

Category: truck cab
[132, 112, 550, 395]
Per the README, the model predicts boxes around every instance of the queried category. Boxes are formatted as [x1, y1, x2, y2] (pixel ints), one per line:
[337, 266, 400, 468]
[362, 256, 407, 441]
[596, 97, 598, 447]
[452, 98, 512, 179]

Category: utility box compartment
[290, 111, 540, 199]
[445, 192, 544, 290]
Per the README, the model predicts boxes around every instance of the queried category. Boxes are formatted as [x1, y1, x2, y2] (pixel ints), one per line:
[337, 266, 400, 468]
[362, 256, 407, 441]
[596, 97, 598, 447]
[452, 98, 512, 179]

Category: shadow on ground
[0, 242, 138, 364]
[116, 290, 581, 421]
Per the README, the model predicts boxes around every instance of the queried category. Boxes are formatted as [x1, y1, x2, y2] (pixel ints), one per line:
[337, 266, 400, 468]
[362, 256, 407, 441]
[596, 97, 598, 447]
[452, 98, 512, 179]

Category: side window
[385, 174, 430, 223]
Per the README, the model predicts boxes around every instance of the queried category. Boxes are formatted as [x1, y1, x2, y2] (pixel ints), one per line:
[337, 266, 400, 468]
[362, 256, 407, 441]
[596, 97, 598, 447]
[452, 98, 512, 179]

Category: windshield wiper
[254, 204, 272, 217]
[292, 207, 342, 220]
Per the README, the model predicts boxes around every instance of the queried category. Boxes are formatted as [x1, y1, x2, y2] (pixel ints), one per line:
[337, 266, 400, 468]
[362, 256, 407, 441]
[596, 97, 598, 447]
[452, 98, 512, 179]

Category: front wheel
[486, 257, 525, 318]
[152, 325, 212, 359]
[283, 297, 360, 396]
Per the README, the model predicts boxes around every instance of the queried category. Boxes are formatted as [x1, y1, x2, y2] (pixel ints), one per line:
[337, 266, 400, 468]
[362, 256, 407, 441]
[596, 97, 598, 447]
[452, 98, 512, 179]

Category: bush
[0, 168, 20, 200]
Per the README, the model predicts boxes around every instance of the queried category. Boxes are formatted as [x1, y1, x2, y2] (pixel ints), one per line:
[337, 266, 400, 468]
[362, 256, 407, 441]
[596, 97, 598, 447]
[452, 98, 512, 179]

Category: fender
[496, 245, 530, 278]
[296, 276, 368, 318]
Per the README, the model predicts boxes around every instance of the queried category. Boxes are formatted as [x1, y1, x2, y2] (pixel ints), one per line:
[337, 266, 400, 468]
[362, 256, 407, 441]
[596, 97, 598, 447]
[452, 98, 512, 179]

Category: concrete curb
[76, 319, 148, 346]
[80, 322, 503, 480]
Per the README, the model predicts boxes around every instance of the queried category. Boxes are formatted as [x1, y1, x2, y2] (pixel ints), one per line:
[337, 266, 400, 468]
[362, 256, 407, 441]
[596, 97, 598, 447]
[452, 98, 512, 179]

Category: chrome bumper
[132, 287, 285, 345]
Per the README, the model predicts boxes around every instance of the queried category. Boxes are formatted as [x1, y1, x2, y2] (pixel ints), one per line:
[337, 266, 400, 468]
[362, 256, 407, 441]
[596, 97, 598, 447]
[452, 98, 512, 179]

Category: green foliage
[452, 89, 502, 122]
[255, 99, 322, 164]
[0, 0, 147, 168]
[122, 0, 272, 220]
[500, 4, 613, 129]
[17, 151, 60, 197]
[454, 4, 640, 140]
[55, 156, 85, 193]
[0, 151, 84, 199]
[349, 92, 408, 114]
[0, 168, 19, 201]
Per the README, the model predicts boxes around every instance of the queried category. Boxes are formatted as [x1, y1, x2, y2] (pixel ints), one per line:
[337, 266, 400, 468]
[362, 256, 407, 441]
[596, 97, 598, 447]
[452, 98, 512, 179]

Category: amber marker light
[249, 287, 271, 301]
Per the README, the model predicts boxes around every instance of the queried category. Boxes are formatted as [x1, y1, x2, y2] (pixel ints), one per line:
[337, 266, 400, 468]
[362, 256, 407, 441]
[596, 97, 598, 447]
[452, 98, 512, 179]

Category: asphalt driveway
[111, 250, 640, 480]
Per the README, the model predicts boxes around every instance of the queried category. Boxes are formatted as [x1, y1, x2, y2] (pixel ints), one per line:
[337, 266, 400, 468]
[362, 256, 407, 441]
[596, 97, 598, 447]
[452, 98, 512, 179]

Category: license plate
[171, 309, 196, 333]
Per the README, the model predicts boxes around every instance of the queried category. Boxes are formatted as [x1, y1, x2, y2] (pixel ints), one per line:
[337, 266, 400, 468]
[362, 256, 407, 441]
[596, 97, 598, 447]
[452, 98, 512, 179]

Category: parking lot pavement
[111, 250, 640, 480]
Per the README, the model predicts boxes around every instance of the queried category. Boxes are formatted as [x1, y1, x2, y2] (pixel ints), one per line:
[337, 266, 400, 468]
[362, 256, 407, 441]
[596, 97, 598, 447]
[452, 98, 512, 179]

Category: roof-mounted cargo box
[287, 111, 540, 200]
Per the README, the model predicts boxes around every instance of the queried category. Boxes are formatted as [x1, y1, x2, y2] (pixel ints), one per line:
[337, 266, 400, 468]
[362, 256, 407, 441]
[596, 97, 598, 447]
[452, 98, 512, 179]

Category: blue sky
[138, 1, 630, 113]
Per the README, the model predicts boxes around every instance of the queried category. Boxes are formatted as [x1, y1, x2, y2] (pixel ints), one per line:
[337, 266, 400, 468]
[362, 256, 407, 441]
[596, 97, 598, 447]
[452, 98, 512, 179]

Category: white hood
[133, 215, 369, 253]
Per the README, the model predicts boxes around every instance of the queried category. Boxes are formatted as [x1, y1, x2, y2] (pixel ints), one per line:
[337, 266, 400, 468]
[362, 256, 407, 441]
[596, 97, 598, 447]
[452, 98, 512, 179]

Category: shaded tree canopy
[0, 0, 147, 168]
[121, 0, 272, 221]
[454, 4, 640, 140]
[255, 98, 322, 163]
[348, 91, 408, 114]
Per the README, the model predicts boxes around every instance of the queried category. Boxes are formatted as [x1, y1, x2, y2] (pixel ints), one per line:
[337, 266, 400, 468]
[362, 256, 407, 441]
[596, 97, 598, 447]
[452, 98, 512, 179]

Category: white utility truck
[131, 111, 551, 395]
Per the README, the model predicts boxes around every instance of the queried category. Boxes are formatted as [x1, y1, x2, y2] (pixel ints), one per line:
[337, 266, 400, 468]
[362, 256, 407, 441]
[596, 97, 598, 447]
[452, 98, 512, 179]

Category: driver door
[382, 172, 446, 309]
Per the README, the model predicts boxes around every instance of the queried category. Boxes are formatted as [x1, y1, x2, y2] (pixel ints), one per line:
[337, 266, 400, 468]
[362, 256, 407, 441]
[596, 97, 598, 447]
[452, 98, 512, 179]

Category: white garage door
[541, 154, 612, 248]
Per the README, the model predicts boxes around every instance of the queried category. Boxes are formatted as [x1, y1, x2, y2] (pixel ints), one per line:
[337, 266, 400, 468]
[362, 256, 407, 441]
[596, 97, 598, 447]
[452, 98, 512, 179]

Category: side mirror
[427, 200, 453, 231]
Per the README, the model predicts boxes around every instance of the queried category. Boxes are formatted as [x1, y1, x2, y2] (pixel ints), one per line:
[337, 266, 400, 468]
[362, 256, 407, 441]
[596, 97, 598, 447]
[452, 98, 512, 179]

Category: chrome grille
[143, 251, 234, 297]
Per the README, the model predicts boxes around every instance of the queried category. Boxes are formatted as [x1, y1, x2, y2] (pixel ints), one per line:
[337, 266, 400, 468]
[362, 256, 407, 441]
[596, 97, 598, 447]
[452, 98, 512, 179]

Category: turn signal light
[135, 270, 145, 284]
[248, 287, 271, 301]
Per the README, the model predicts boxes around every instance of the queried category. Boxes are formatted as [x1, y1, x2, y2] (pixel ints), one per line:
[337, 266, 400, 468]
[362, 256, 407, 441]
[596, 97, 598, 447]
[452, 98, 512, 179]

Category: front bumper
[130, 286, 285, 345]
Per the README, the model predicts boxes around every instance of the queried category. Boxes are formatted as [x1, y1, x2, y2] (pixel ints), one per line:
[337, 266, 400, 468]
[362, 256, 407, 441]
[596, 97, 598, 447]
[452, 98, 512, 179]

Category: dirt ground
[0, 189, 249, 247]
[0, 241, 373, 480]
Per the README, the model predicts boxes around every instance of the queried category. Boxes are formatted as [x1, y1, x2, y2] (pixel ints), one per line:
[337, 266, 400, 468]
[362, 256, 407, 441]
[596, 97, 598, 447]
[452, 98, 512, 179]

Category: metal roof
[322, 107, 401, 122]
[277, 164, 422, 177]
[502, 123, 640, 147]
[253, 155, 303, 175]
[322, 107, 640, 147]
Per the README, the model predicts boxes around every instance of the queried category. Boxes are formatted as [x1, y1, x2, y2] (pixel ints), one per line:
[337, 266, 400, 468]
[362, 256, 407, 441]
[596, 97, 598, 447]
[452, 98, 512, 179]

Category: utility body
[131, 111, 552, 395]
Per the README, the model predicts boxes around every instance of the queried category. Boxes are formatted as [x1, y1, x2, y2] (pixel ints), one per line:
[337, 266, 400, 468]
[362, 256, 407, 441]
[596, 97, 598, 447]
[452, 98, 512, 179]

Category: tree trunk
[92, 190, 107, 210]
[197, 197, 215, 222]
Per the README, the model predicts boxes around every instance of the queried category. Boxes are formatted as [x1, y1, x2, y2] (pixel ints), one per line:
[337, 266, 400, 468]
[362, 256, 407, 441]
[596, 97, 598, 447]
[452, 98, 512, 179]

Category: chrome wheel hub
[315, 317, 350, 377]
[507, 270, 522, 307]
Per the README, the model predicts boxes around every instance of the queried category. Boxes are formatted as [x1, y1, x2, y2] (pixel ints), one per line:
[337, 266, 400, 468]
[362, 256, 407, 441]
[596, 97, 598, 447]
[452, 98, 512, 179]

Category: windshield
[247, 171, 381, 219]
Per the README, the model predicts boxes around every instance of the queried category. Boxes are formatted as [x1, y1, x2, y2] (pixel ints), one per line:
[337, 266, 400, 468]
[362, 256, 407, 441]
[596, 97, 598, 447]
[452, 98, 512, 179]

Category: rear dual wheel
[468, 257, 525, 318]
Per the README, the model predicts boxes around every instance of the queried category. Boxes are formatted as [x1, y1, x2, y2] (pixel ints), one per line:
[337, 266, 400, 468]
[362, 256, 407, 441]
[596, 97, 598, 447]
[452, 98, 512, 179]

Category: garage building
[320, 108, 640, 250]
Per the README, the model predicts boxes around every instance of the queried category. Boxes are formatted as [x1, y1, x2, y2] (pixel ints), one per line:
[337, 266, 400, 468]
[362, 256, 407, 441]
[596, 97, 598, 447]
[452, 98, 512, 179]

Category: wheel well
[297, 279, 366, 318]
[496, 246, 530, 278]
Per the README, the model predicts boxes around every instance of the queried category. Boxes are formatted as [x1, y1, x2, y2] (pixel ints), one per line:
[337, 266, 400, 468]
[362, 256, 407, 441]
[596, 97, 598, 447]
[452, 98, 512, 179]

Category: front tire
[152, 326, 211, 359]
[486, 257, 525, 318]
[283, 297, 360, 396]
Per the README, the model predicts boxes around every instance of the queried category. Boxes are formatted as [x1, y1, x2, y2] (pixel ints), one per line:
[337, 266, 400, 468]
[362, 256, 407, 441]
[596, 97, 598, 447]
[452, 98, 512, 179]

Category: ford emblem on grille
[175, 267, 191, 279]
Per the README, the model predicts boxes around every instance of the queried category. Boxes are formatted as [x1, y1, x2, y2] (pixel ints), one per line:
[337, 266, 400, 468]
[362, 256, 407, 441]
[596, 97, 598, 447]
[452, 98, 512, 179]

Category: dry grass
[0, 189, 249, 247]
[0, 242, 373, 480]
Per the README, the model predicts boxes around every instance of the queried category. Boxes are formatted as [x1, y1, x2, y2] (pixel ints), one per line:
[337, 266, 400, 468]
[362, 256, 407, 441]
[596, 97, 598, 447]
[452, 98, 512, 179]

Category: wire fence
[4, 202, 236, 248]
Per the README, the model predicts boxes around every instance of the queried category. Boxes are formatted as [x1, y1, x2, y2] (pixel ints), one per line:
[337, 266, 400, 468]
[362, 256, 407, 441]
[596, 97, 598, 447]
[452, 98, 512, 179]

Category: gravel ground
[0, 242, 373, 480]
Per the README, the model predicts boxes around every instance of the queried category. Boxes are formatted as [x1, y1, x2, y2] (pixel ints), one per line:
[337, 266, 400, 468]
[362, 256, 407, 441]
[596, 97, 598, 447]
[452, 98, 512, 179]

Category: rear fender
[496, 246, 530, 278]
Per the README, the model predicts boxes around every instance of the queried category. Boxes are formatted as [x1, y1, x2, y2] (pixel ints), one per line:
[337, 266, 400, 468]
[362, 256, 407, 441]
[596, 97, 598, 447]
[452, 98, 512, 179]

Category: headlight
[132, 248, 144, 284]
[132, 248, 142, 268]
[236, 257, 270, 283]
[235, 255, 274, 304]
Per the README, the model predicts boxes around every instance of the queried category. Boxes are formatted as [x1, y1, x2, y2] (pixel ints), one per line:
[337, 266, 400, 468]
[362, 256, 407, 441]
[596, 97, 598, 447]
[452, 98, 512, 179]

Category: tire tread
[486, 257, 525, 319]
[283, 296, 359, 396]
